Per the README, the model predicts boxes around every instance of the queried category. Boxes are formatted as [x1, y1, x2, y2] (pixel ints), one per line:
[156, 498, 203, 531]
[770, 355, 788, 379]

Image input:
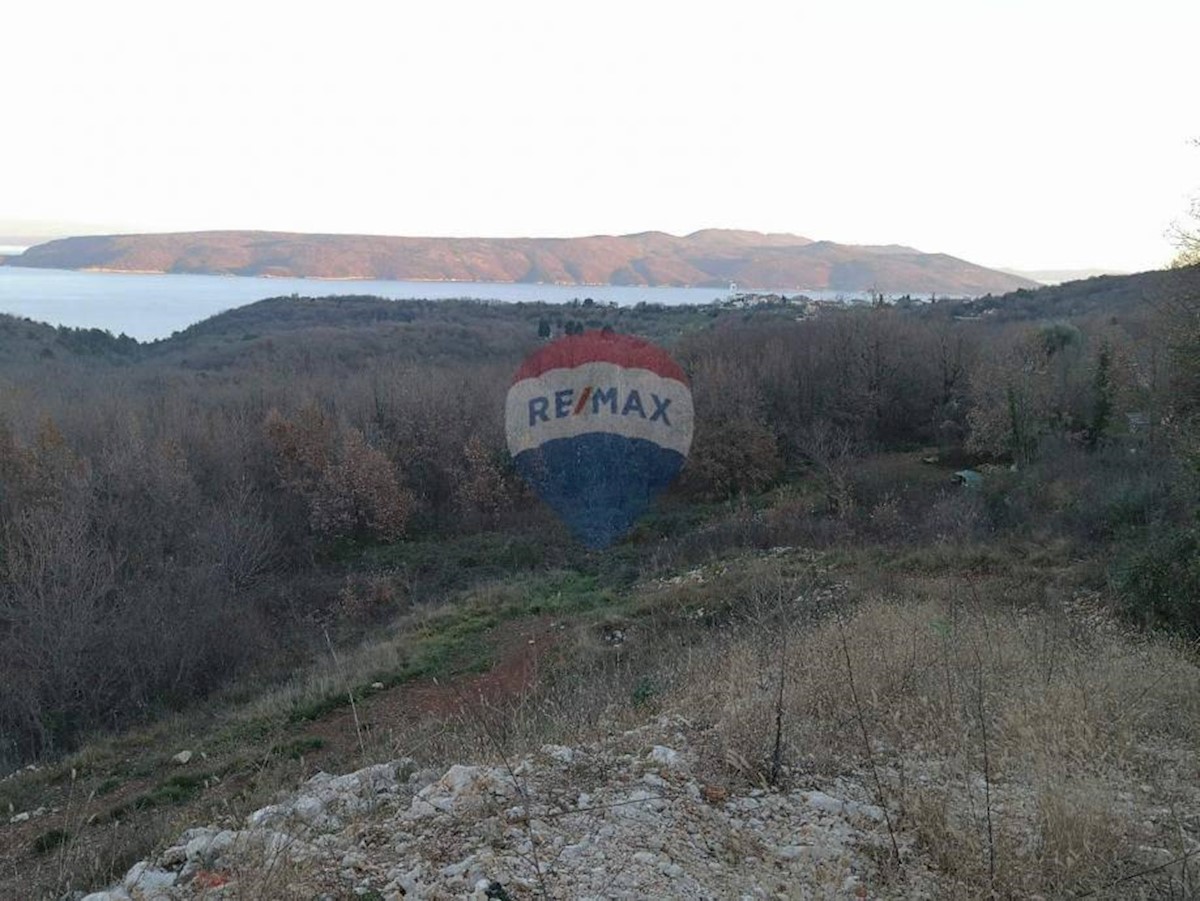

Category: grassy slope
[1, 456, 1197, 899]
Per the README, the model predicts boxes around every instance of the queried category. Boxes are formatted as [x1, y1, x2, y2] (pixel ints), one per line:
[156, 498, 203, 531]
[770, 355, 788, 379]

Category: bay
[0, 267, 716, 342]
[0, 266, 867, 342]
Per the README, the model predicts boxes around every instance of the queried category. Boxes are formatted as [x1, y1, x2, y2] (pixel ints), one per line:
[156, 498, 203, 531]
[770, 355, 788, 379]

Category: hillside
[7, 541, 1198, 901]
[1, 265, 1198, 899]
[949, 262, 1200, 321]
[4, 229, 1038, 294]
[999, 266, 1128, 285]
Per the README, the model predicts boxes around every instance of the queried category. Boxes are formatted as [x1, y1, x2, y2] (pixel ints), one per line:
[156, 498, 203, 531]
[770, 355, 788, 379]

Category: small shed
[952, 469, 983, 489]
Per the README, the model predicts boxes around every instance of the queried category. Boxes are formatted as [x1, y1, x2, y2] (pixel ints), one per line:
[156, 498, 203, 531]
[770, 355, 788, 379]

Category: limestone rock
[74, 717, 938, 900]
[408, 765, 517, 818]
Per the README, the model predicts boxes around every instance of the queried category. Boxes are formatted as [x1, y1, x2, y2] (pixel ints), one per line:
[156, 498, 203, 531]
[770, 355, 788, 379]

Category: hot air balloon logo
[506, 331, 694, 549]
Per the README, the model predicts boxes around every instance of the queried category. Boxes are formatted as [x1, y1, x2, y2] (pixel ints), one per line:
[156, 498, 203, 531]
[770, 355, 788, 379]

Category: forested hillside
[0, 270, 1197, 898]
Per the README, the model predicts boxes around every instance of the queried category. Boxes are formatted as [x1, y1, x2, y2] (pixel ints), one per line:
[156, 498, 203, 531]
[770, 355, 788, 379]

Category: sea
[0, 261, 869, 343]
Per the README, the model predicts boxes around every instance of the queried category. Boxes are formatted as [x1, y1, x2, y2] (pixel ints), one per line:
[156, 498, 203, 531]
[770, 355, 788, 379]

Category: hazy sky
[3, 0, 1197, 271]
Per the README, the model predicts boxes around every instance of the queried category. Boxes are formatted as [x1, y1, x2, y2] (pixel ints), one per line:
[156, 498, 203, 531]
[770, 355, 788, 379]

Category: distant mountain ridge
[4, 229, 1037, 294]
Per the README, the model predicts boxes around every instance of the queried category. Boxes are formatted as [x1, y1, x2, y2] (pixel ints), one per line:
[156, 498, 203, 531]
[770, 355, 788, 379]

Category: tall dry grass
[672, 575, 1200, 898]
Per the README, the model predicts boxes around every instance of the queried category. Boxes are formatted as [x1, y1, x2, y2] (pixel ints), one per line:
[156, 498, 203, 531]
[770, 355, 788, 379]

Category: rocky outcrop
[79, 717, 934, 900]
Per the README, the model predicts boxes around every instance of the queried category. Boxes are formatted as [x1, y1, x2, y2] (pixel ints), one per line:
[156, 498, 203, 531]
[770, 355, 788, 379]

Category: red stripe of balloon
[512, 331, 688, 384]
[573, 386, 593, 415]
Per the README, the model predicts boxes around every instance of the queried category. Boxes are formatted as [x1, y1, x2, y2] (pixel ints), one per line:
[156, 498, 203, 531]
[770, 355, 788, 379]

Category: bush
[1112, 523, 1200, 637]
[310, 429, 413, 542]
[684, 416, 780, 498]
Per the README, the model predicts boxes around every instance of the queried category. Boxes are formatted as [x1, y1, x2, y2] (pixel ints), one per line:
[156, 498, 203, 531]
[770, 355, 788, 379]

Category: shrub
[1112, 523, 1200, 637]
[310, 429, 413, 542]
[453, 433, 512, 526]
[684, 415, 780, 498]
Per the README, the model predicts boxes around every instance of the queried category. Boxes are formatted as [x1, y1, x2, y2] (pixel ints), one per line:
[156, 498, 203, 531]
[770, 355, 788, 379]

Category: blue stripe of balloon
[513, 433, 685, 549]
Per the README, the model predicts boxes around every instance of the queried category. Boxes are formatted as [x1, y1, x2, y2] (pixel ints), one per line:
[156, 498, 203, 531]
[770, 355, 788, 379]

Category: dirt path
[0, 616, 560, 900]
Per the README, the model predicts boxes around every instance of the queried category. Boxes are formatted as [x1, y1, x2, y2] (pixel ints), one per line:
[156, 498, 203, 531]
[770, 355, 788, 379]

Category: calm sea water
[0, 265, 866, 342]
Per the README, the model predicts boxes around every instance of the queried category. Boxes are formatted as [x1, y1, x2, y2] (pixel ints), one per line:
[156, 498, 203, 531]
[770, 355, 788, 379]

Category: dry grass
[671, 568, 1200, 898]
[6, 544, 1198, 899]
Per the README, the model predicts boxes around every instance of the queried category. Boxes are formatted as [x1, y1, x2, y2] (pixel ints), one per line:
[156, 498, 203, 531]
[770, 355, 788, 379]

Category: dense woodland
[1, 268, 1198, 771]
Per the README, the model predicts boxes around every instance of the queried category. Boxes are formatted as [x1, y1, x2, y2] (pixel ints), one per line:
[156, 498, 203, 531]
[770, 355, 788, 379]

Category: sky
[2, 0, 1198, 272]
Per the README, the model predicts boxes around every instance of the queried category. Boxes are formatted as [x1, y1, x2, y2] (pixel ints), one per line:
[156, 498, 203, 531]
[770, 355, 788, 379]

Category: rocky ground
[73, 716, 936, 900]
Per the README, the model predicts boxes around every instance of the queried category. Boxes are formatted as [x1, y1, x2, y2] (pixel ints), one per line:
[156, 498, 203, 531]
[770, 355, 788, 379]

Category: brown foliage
[0, 291, 1181, 772]
[687, 416, 780, 498]
[453, 433, 512, 525]
[309, 429, 413, 542]
[264, 406, 413, 542]
[264, 403, 335, 492]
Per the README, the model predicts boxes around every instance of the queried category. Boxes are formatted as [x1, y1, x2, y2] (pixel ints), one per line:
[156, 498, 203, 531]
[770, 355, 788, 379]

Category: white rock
[540, 744, 575, 764]
[849, 800, 885, 822]
[607, 789, 663, 823]
[804, 790, 847, 816]
[648, 746, 683, 769]
[560, 841, 588, 861]
[292, 794, 331, 825]
[246, 803, 287, 829]
[123, 861, 177, 891]
[158, 844, 187, 867]
[185, 828, 236, 865]
[775, 844, 809, 860]
[328, 761, 401, 798]
[439, 857, 473, 878]
[171, 750, 193, 765]
[409, 765, 516, 817]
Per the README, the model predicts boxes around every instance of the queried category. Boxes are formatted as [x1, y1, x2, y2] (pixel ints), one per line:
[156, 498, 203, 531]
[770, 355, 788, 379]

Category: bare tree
[1169, 139, 1200, 267]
